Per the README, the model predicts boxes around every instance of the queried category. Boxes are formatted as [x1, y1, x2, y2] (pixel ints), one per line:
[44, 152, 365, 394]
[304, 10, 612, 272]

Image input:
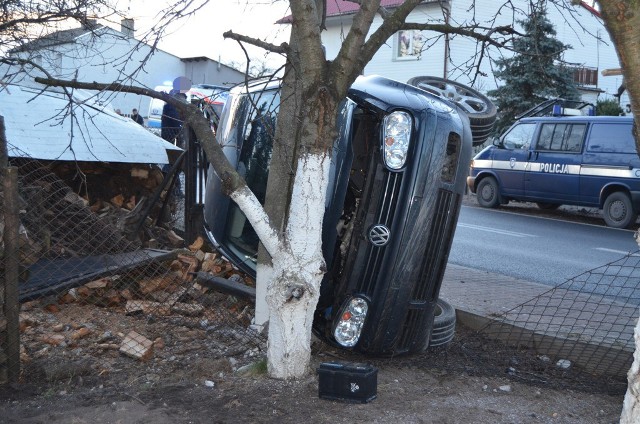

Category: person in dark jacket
[160, 93, 186, 145]
[131, 108, 144, 126]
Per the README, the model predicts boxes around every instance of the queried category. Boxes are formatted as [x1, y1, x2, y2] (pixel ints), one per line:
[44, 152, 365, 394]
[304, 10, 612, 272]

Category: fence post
[3, 166, 20, 384]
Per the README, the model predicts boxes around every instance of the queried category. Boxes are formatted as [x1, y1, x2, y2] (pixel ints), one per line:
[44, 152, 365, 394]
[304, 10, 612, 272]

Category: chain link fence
[1, 152, 265, 387]
[426, 251, 640, 395]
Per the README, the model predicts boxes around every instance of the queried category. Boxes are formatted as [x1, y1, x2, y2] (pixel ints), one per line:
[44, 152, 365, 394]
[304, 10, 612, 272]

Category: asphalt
[440, 263, 637, 377]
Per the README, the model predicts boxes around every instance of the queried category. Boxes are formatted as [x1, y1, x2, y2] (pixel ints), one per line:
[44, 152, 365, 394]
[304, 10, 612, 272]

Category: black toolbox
[317, 361, 378, 403]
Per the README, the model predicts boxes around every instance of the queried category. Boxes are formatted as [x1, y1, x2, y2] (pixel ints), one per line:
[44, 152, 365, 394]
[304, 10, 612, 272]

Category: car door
[525, 122, 585, 203]
[493, 122, 537, 198]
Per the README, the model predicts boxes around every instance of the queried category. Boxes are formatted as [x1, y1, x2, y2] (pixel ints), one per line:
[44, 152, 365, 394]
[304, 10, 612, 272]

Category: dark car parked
[203, 75, 492, 356]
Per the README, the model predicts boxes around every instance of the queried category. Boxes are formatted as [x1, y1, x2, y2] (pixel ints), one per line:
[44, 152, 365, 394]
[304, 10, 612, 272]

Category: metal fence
[0, 152, 265, 387]
[1, 143, 637, 396]
[442, 252, 639, 394]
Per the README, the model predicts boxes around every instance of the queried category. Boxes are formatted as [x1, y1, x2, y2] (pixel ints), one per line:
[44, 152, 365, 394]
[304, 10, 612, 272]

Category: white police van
[467, 114, 640, 228]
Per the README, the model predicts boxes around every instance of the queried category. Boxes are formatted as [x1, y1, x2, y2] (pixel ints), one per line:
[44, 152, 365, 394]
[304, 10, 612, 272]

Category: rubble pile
[16, 238, 261, 381]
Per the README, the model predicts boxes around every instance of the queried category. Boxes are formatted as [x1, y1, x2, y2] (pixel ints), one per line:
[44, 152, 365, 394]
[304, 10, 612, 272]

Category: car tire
[603, 191, 637, 228]
[430, 298, 456, 348]
[536, 202, 560, 210]
[476, 176, 501, 208]
[406, 76, 497, 146]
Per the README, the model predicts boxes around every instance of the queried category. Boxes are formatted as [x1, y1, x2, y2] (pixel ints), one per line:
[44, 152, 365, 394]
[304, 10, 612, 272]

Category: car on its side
[203, 75, 490, 355]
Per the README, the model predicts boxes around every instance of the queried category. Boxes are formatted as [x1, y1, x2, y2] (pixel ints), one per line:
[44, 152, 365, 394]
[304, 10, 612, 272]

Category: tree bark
[597, 1, 640, 421]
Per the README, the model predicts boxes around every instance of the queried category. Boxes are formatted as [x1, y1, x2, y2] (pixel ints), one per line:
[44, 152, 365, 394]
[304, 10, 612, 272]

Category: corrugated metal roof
[2, 84, 181, 164]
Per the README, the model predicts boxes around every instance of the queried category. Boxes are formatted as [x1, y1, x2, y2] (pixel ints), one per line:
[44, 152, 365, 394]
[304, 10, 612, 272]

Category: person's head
[115, 108, 122, 115]
[132, 108, 138, 115]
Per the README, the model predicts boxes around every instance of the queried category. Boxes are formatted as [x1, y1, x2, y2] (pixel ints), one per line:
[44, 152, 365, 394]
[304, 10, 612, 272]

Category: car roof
[518, 115, 633, 124]
[229, 75, 456, 115]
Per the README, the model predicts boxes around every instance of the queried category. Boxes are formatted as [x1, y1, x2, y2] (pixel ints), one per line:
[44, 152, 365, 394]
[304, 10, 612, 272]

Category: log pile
[8, 159, 184, 262]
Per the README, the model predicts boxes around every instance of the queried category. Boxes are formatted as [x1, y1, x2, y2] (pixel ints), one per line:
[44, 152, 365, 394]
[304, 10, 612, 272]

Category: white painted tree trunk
[231, 152, 330, 379]
[621, 314, 640, 423]
[621, 230, 640, 422]
[267, 153, 329, 379]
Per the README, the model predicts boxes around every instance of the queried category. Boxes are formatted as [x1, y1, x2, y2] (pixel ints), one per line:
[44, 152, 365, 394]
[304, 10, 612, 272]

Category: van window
[587, 123, 636, 154]
[502, 123, 536, 149]
[536, 123, 585, 152]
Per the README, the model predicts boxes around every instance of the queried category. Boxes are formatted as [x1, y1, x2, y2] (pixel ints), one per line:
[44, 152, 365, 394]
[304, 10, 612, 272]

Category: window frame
[394, 30, 426, 61]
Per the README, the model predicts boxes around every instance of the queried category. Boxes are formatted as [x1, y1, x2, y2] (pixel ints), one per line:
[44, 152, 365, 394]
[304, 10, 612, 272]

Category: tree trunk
[265, 152, 331, 378]
[598, 1, 640, 421]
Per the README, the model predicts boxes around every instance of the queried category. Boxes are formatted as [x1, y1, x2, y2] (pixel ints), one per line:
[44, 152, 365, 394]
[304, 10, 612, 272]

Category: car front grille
[413, 189, 460, 302]
[354, 169, 403, 297]
[396, 189, 461, 352]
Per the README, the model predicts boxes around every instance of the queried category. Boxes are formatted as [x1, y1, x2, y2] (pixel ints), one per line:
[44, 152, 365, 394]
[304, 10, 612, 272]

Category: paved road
[449, 205, 639, 287]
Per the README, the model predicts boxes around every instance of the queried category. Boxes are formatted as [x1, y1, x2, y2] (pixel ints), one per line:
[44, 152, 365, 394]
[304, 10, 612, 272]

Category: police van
[467, 114, 640, 228]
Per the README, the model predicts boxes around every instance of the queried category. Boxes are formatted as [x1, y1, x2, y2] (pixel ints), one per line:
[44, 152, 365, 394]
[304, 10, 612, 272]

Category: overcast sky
[113, 0, 290, 68]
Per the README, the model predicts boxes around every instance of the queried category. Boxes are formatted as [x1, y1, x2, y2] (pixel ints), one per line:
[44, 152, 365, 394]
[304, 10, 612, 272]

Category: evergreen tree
[488, 2, 581, 134]
[596, 98, 624, 116]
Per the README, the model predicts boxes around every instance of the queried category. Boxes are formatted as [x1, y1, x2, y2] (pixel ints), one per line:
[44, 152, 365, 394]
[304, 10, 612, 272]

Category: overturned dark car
[203, 75, 494, 356]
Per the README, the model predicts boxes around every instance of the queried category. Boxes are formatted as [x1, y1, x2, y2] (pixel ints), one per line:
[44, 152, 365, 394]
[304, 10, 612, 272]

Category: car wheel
[476, 176, 500, 208]
[603, 191, 637, 228]
[406, 76, 497, 146]
[536, 202, 560, 210]
[430, 298, 456, 348]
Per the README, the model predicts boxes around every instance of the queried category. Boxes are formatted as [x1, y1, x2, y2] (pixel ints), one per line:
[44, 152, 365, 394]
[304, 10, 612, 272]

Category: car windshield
[222, 89, 280, 265]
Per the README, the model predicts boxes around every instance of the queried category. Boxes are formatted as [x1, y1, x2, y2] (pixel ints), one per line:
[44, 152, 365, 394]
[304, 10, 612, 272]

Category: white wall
[19, 27, 245, 119]
[322, 1, 629, 109]
[322, 3, 447, 84]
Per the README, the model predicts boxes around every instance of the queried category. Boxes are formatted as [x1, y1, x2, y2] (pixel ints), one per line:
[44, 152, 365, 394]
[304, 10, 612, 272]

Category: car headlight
[333, 297, 369, 347]
[383, 111, 412, 170]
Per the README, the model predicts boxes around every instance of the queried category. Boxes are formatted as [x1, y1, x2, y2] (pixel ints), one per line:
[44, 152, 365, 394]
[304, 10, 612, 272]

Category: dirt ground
[0, 195, 630, 424]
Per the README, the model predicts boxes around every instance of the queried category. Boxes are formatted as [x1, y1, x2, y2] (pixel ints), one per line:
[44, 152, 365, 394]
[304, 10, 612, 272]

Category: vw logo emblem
[368, 224, 391, 246]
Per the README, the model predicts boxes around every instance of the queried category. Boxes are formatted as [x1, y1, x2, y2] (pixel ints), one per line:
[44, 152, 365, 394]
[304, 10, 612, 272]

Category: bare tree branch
[223, 30, 289, 55]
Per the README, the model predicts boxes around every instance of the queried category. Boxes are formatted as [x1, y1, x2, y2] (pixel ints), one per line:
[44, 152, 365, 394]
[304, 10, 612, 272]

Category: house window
[50, 53, 63, 75]
[395, 30, 426, 60]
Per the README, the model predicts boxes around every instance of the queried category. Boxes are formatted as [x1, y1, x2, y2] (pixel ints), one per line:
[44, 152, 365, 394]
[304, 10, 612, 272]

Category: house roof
[326, 0, 405, 17]
[1, 84, 181, 164]
[277, 0, 423, 22]
[9, 23, 106, 54]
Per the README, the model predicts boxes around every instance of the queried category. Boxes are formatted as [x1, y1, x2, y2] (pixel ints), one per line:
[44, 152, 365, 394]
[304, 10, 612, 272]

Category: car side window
[502, 123, 536, 150]
[587, 123, 636, 153]
[535, 123, 585, 153]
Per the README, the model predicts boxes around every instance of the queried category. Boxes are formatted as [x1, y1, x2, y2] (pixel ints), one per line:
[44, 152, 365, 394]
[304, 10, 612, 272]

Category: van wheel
[430, 299, 456, 348]
[603, 192, 637, 228]
[536, 202, 560, 210]
[476, 177, 500, 208]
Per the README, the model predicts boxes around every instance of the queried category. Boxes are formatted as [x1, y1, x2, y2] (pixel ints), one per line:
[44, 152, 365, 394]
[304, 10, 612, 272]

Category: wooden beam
[601, 68, 623, 76]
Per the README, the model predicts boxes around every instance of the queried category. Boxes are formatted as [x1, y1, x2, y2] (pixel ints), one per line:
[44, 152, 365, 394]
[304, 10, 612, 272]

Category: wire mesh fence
[431, 252, 640, 395]
[1, 147, 638, 396]
[0, 155, 265, 387]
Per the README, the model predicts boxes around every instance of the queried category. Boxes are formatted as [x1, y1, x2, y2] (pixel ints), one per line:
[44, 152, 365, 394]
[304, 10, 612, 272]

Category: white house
[7, 19, 246, 119]
[321, 0, 629, 110]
